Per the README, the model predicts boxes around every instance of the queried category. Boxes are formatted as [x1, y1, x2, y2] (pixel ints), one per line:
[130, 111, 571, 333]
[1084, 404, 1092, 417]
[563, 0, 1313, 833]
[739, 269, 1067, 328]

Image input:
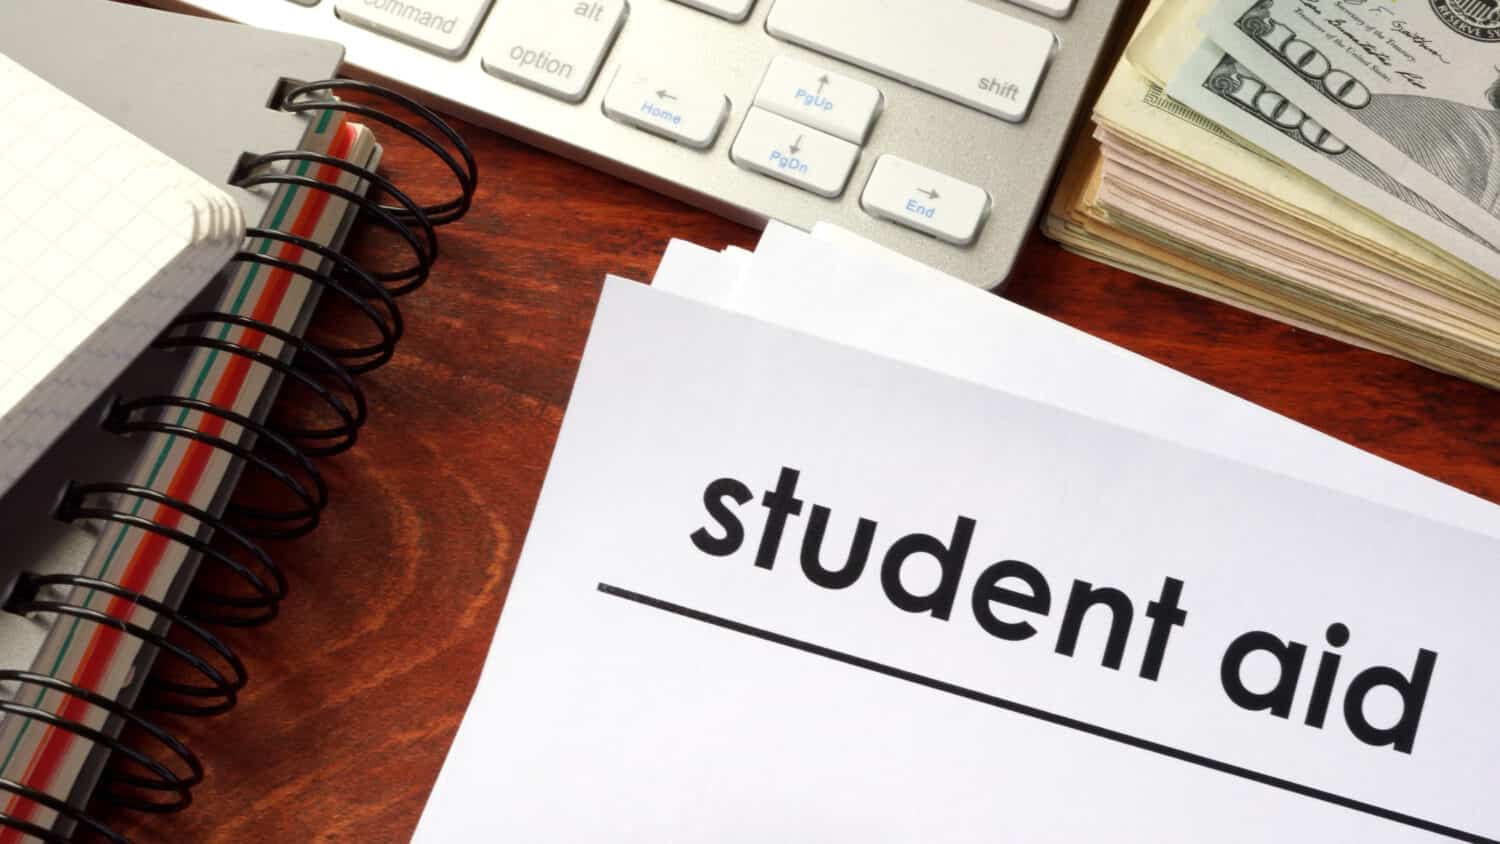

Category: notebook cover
[0, 0, 344, 223]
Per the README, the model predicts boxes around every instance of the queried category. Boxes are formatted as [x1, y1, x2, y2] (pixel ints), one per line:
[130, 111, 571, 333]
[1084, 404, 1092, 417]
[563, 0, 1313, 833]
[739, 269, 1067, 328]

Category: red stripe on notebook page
[0, 122, 357, 840]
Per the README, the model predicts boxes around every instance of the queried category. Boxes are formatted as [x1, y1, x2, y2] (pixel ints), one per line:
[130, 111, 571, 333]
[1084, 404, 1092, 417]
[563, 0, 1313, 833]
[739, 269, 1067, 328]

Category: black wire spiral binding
[0, 779, 127, 844]
[1, 77, 475, 843]
[224, 237, 401, 375]
[240, 225, 407, 372]
[0, 671, 204, 813]
[55, 482, 286, 629]
[102, 395, 328, 540]
[155, 311, 369, 457]
[276, 79, 477, 228]
[5, 574, 248, 717]
[230, 150, 437, 295]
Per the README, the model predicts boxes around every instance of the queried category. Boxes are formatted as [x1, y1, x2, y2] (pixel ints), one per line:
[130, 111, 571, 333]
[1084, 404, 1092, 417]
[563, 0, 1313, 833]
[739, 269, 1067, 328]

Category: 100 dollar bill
[1200, 0, 1500, 253]
[1167, 40, 1500, 288]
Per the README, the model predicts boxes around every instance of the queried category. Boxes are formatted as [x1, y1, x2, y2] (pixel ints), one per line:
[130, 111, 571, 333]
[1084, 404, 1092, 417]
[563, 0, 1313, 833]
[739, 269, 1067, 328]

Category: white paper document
[651, 223, 1499, 539]
[416, 279, 1500, 843]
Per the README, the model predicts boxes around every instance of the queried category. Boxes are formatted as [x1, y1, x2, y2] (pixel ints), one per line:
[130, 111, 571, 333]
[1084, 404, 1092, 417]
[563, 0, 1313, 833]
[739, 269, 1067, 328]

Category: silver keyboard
[148, 0, 1126, 288]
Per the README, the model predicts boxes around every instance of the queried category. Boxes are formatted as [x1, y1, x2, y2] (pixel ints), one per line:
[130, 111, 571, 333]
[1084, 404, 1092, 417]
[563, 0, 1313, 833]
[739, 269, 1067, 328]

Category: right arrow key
[862, 155, 991, 246]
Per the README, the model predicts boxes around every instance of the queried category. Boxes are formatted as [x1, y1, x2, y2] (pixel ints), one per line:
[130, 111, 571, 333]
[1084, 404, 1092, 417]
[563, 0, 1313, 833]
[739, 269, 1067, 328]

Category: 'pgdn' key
[769, 151, 810, 174]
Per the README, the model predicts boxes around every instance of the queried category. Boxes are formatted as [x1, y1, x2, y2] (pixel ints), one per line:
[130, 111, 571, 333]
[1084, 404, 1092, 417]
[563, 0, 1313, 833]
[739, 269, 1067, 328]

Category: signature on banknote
[1339, 0, 1500, 42]
[1389, 18, 1455, 62]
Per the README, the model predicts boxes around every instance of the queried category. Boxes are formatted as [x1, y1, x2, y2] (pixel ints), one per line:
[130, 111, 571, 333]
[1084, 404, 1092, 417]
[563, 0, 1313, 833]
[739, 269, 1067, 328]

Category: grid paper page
[0, 53, 242, 493]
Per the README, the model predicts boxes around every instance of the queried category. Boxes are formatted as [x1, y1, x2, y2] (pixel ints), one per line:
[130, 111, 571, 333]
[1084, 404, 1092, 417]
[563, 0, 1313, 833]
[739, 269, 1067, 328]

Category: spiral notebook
[0, 2, 477, 842]
[0, 54, 244, 495]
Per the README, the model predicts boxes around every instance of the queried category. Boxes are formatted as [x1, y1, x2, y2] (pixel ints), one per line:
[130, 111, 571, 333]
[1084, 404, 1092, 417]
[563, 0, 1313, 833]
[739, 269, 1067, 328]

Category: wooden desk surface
[93, 90, 1498, 843]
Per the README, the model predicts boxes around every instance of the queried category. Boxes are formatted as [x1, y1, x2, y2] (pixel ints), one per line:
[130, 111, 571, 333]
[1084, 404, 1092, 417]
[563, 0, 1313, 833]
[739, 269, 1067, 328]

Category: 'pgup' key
[754, 56, 882, 145]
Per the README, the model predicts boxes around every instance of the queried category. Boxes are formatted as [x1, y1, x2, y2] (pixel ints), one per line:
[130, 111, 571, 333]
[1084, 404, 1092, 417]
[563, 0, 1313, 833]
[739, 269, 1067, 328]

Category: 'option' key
[478, 0, 628, 103]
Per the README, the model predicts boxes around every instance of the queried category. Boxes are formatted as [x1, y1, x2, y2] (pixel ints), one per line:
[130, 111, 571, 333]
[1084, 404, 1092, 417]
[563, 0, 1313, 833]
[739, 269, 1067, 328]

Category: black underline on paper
[596, 582, 1493, 844]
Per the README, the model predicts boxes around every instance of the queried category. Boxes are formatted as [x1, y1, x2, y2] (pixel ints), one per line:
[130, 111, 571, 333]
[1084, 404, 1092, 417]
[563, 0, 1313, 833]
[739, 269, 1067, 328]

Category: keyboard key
[730, 107, 858, 198]
[603, 70, 729, 149]
[478, 0, 628, 103]
[861, 155, 990, 245]
[669, 0, 754, 21]
[753, 56, 881, 145]
[1011, 0, 1075, 19]
[334, 0, 494, 58]
[766, 0, 1056, 123]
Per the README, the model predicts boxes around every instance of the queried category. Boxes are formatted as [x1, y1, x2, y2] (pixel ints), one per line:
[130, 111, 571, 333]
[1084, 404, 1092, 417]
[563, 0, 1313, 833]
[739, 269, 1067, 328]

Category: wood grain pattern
[92, 61, 1497, 844]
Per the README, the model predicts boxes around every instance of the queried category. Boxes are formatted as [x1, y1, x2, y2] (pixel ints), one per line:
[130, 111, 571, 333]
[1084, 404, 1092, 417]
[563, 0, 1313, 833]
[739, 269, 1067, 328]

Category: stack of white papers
[416, 224, 1500, 842]
[656, 222, 1498, 537]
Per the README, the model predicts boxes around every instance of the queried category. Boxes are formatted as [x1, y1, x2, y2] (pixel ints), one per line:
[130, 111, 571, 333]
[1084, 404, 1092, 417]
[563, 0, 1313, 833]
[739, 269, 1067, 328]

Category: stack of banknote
[1045, 0, 1500, 388]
